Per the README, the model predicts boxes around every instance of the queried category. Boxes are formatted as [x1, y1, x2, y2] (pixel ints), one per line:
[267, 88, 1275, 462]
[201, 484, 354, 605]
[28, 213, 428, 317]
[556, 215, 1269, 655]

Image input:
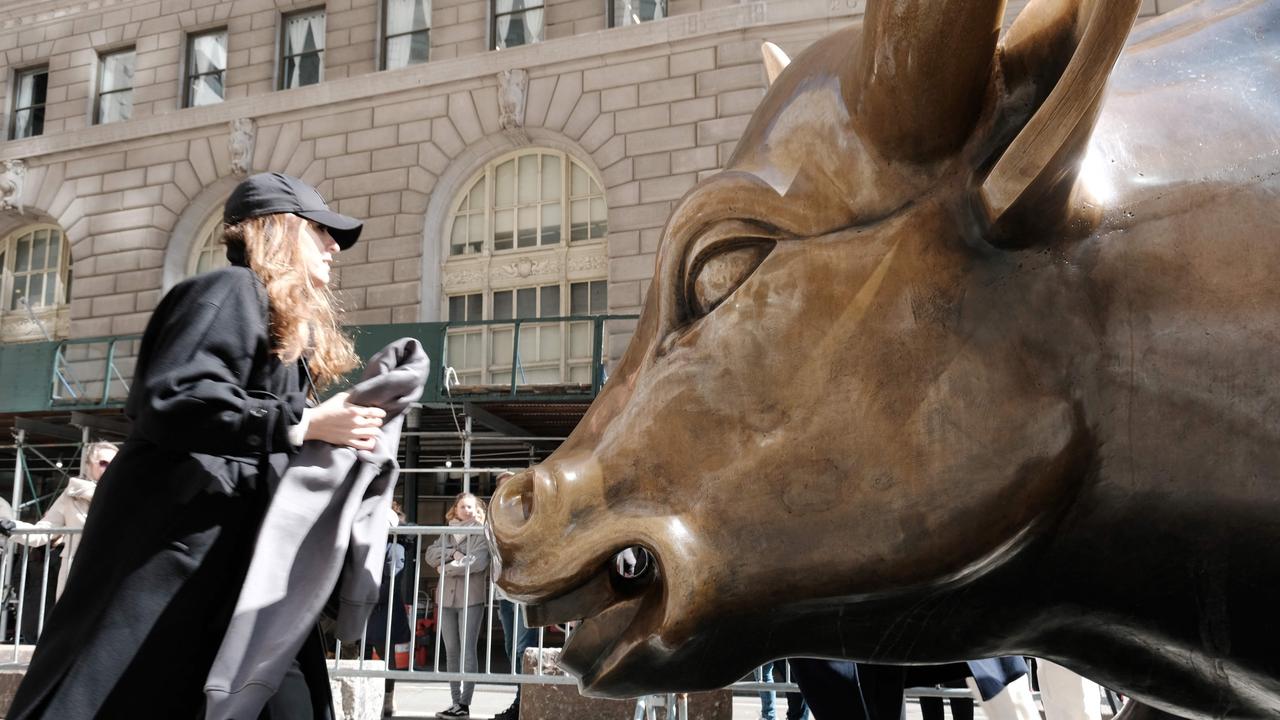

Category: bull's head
[491, 0, 1141, 695]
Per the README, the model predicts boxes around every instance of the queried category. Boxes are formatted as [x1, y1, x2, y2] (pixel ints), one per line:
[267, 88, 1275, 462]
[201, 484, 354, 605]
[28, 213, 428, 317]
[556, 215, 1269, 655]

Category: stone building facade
[0, 0, 1192, 380]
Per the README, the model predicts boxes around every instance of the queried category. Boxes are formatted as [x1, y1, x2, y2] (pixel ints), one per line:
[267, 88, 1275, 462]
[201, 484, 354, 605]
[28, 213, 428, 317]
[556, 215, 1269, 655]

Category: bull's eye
[684, 220, 781, 319]
[689, 243, 773, 316]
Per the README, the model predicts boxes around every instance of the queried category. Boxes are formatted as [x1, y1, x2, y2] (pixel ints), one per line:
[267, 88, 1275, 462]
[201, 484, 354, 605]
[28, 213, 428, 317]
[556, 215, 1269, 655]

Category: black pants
[791, 660, 976, 720]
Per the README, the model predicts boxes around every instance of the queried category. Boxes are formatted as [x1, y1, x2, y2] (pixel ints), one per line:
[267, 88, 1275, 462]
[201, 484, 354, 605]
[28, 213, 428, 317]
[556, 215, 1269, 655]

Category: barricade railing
[0, 524, 975, 701]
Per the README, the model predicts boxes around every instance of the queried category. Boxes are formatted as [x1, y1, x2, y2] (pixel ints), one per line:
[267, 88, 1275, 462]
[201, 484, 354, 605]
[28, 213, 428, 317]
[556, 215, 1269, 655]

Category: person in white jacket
[0, 441, 117, 599]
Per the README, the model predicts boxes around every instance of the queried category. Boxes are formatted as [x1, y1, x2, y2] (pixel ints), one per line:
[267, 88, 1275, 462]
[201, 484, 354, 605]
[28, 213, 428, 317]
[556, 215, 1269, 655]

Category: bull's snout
[490, 467, 535, 533]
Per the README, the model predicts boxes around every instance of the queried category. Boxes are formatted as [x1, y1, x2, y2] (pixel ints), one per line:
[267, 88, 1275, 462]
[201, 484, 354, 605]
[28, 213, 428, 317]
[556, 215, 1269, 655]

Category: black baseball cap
[223, 172, 363, 249]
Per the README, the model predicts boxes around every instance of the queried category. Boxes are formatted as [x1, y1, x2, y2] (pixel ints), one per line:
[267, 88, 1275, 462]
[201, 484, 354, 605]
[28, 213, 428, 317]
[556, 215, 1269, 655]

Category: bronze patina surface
[488, 1, 1280, 717]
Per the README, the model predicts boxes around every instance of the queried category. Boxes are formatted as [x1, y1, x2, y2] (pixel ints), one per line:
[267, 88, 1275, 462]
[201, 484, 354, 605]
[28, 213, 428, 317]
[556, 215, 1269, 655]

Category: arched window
[188, 214, 228, 277]
[441, 149, 609, 387]
[0, 223, 71, 341]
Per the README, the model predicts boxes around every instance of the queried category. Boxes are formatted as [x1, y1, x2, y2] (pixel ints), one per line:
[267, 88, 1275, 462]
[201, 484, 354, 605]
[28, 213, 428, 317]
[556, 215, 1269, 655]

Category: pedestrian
[7, 172, 383, 720]
[427, 492, 490, 719]
[0, 440, 117, 599]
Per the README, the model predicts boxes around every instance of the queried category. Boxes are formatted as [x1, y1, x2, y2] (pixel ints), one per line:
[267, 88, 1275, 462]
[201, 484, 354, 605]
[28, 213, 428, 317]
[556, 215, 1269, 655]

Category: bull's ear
[761, 42, 790, 86]
[978, 0, 1142, 234]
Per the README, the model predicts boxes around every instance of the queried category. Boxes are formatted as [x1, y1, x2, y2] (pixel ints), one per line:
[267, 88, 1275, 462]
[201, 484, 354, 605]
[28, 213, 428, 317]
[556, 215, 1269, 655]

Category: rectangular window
[185, 29, 228, 107]
[281, 9, 325, 90]
[492, 0, 544, 50]
[383, 0, 431, 70]
[448, 293, 483, 322]
[492, 283, 560, 321]
[10, 66, 48, 139]
[609, 0, 666, 27]
[96, 49, 135, 125]
[570, 280, 608, 315]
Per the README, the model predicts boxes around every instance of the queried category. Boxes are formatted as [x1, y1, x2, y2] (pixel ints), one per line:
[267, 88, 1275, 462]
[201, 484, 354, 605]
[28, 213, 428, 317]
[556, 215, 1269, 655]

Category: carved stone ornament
[566, 254, 607, 273]
[498, 256, 559, 280]
[442, 268, 486, 289]
[0, 159, 26, 214]
[497, 69, 529, 132]
[229, 118, 257, 176]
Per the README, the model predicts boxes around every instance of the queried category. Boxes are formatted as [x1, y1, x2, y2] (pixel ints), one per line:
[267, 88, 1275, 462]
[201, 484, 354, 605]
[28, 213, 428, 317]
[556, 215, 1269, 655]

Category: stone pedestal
[328, 659, 386, 720]
[519, 648, 732, 720]
[0, 645, 34, 719]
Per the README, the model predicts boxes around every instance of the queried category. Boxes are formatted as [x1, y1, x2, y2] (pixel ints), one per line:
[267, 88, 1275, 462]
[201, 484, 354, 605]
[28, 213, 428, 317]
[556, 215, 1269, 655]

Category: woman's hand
[304, 392, 386, 451]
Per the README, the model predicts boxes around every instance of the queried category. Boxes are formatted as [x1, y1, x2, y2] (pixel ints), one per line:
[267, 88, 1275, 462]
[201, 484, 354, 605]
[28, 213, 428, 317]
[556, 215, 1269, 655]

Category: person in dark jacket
[790, 657, 1030, 720]
[8, 172, 385, 720]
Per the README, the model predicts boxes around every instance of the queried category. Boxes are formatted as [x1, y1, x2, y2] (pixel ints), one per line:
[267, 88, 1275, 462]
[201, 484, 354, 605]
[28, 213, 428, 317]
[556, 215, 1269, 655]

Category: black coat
[10, 265, 332, 720]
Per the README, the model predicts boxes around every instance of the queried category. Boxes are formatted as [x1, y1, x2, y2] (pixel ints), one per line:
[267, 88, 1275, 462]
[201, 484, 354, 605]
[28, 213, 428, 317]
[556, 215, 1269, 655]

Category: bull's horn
[761, 42, 791, 86]
[980, 0, 1141, 227]
[852, 0, 1007, 162]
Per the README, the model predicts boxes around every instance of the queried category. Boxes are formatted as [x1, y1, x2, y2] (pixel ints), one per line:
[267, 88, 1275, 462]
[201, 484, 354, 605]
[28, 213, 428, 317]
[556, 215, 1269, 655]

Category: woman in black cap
[9, 173, 383, 720]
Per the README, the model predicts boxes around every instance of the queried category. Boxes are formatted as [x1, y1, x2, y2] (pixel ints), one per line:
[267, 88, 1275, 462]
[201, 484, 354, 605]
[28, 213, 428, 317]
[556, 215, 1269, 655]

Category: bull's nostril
[494, 469, 536, 530]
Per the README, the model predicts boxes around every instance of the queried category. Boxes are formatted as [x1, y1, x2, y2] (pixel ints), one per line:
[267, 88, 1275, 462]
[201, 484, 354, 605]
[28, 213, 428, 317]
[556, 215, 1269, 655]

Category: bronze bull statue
[487, 0, 1280, 717]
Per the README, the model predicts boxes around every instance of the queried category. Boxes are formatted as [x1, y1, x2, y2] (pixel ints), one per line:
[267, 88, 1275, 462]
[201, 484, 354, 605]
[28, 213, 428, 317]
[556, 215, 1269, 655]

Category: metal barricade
[0, 523, 978, 705]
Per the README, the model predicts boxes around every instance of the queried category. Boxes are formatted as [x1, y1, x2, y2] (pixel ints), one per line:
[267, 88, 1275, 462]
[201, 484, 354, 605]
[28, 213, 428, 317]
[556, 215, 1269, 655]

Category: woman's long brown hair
[222, 213, 358, 391]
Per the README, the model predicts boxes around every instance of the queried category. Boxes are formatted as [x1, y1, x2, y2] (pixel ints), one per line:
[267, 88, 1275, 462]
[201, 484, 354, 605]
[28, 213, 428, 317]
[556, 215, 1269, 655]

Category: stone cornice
[0, 0, 858, 164]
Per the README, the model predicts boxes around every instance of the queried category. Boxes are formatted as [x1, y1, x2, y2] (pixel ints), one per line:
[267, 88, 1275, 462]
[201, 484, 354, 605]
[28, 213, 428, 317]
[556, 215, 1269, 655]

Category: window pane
[517, 207, 537, 248]
[591, 280, 608, 314]
[469, 179, 486, 210]
[98, 90, 133, 124]
[540, 203, 561, 245]
[385, 31, 430, 70]
[570, 282, 588, 315]
[100, 51, 135, 92]
[27, 274, 43, 308]
[31, 231, 48, 270]
[614, 0, 665, 25]
[495, 161, 515, 207]
[516, 287, 536, 318]
[10, 279, 25, 310]
[494, 209, 514, 251]
[48, 232, 61, 269]
[492, 290, 513, 320]
[570, 200, 589, 242]
[14, 237, 30, 272]
[387, 0, 431, 34]
[191, 32, 228, 75]
[13, 108, 44, 139]
[539, 285, 559, 318]
[591, 197, 608, 239]
[468, 214, 484, 250]
[44, 270, 58, 306]
[518, 154, 538, 203]
[449, 295, 464, 321]
[189, 73, 225, 107]
[538, 325, 561, 361]
[495, 7, 544, 49]
[16, 69, 48, 110]
[286, 12, 326, 55]
[450, 216, 467, 255]
[570, 322, 590, 357]
[467, 293, 482, 320]
[541, 156, 561, 202]
[571, 164, 589, 196]
[284, 52, 324, 88]
[490, 329, 513, 366]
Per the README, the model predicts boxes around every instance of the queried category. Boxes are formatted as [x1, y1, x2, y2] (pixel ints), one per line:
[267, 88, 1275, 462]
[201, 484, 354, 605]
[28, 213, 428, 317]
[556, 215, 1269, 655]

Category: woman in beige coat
[426, 492, 490, 720]
[1, 441, 117, 599]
